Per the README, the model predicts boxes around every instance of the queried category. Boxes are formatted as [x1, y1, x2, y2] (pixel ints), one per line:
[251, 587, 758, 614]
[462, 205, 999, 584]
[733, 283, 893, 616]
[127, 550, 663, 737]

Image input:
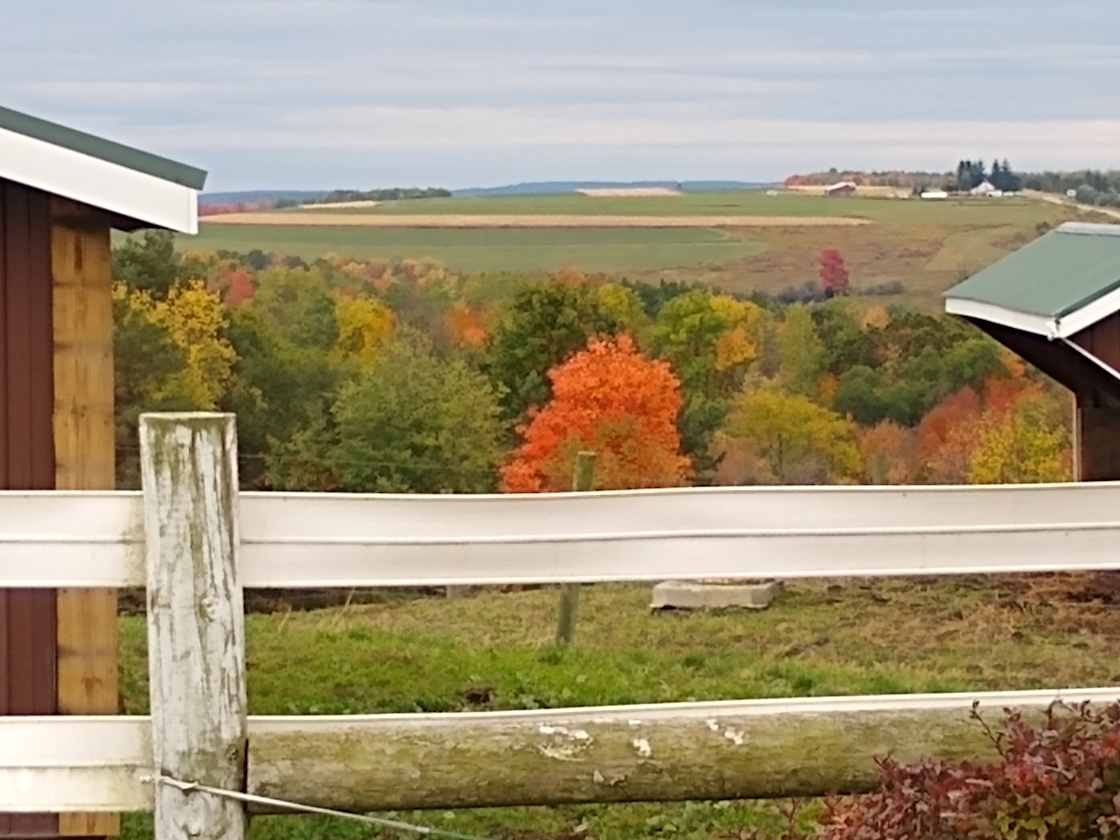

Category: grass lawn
[118, 576, 1120, 839]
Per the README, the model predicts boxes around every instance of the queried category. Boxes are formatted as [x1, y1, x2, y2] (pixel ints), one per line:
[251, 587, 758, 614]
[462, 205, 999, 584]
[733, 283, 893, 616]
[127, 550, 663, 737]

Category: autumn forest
[111, 231, 1072, 495]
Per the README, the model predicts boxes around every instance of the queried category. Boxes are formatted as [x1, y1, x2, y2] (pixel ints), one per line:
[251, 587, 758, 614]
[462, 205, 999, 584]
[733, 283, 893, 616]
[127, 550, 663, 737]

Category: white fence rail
[5, 482, 1120, 588]
[4, 413, 1120, 838]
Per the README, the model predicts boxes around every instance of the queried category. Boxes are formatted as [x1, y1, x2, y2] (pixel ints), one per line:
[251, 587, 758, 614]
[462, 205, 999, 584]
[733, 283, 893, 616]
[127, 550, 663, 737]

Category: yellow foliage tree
[777, 305, 825, 397]
[967, 397, 1071, 484]
[332, 296, 395, 367]
[717, 387, 861, 484]
[145, 280, 235, 409]
[595, 283, 648, 334]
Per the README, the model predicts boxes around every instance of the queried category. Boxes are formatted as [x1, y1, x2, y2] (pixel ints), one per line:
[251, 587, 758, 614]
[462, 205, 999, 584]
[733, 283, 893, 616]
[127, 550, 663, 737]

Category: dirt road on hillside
[1023, 190, 1120, 222]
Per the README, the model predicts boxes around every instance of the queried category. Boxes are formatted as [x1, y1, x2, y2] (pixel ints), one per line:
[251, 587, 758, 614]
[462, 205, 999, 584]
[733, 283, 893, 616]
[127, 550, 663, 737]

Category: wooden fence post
[555, 451, 596, 646]
[140, 413, 246, 840]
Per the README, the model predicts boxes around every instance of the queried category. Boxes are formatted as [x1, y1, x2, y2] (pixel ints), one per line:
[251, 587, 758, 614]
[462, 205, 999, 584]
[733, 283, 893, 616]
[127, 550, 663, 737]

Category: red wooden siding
[0, 179, 59, 837]
[1071, 313, 1120, 374]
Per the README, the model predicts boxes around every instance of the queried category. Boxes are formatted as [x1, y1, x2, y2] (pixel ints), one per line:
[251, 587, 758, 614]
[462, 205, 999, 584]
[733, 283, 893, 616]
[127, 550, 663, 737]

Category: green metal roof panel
[944, 223, 1120, 318]
[0, 105, 207, 190]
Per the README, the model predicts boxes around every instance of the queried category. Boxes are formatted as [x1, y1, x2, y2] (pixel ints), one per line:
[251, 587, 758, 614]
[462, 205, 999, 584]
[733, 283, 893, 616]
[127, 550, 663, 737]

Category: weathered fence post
[140, 413, 247, 840]
[555, 451, 596, 646]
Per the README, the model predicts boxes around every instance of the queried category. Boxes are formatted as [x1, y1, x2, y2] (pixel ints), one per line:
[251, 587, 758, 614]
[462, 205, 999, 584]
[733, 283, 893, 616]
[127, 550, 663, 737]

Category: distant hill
[453, 180, 776, 197]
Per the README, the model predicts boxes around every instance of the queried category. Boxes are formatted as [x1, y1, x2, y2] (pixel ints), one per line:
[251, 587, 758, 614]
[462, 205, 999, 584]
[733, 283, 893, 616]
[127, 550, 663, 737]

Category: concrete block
[650, 580, 781, 611]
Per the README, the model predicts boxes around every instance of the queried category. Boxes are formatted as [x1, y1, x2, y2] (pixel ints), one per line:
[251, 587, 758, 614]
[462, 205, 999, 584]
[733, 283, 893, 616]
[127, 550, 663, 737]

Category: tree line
[111, 232, 1072, 493]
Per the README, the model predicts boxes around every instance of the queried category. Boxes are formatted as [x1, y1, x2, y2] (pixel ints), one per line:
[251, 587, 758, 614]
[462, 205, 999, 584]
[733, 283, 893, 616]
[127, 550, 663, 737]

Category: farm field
[262, 190, 1061, 223]
[177, 192, 1085, 310]
[181, 225, 769, 274]
[117, 576, 1120, 839]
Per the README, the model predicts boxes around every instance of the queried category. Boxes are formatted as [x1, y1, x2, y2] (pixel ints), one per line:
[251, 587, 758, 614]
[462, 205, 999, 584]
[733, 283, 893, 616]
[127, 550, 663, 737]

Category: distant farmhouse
[969, 181, 1009, 198]
[824, 181, 858, 197]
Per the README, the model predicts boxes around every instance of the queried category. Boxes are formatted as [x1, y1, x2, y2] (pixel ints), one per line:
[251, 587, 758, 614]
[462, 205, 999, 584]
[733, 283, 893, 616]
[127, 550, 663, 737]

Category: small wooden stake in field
[140, 414, 247, 840]
[555, 451, 596, 646]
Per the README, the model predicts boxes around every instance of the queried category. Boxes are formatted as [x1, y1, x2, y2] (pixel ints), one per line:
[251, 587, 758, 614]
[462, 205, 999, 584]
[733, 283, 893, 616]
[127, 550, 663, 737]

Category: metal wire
[158, 775, 494, 840]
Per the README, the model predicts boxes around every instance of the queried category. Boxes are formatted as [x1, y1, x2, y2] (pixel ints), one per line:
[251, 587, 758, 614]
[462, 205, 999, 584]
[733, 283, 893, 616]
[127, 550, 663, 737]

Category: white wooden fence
[3, 413, 1120, 838]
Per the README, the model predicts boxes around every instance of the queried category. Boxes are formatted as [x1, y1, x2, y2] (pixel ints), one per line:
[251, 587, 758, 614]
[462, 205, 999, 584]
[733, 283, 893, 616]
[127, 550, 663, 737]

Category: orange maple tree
[447, 302, 489, 348]
[501, 335, 691, 492]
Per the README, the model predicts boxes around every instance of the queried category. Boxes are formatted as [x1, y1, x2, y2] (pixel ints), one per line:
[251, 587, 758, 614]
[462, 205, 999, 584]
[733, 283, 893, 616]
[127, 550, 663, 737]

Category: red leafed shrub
[814, 701, 1120, 839]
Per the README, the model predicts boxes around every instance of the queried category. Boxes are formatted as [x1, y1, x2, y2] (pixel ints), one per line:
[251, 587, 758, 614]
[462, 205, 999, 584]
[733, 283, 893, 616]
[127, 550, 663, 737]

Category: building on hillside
[824, 181, 857, 197]
[970, 180, 997, 196]
[0, 104, 205, 838]
[945, 222, 1120, 481]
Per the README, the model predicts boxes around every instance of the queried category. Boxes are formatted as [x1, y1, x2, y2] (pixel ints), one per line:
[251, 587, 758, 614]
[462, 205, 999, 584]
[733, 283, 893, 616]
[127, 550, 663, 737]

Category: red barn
[0, 105, 205, 838]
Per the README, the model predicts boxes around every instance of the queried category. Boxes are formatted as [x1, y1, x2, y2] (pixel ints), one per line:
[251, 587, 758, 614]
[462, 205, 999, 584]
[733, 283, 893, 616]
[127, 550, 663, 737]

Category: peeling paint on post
[139, 414, 246, 840]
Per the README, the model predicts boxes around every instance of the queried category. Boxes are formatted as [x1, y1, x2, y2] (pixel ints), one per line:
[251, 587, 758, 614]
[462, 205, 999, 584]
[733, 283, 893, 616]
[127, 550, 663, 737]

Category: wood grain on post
[140, 414, 247, 840]
[51, 198, 120, 837]
[555, 451, 596, 646]
[246, 698, 1020, 812]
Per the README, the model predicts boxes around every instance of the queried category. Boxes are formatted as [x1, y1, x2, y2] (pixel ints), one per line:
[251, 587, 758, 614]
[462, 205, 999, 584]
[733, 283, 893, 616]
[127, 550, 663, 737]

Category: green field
[293, 191, 1065, 227]
[178, 192, 1085, 309]
[117, 577, 1116, 839]
[183, 224, 768, 274]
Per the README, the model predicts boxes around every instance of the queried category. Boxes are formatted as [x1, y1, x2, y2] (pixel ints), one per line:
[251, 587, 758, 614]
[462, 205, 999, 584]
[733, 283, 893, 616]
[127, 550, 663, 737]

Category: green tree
[835, 365, 888, 425]
[225, 268, 342, 482]
[486, 283, 623, 420]
[649, 290, 765, 472]
[812, 302, 876, 374]
[322, 333, 505, 493]
[717, 388, 861, 484]
[777, 305, 825, 397]
[112, 230, 184, 296]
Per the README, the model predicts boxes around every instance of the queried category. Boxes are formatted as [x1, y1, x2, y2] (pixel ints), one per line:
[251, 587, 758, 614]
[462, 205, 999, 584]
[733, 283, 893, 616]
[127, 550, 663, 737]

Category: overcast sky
[2, 1, 1117, 191]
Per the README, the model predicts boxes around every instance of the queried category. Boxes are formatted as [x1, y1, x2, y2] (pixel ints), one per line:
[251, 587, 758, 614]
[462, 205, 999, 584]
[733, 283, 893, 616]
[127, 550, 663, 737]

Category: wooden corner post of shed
[52, 197, 120, 838]
[140, 414, 247, 840]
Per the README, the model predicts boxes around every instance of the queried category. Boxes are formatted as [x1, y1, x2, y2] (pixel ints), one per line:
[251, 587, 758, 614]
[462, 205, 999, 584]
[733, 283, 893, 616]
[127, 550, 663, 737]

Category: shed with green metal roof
[945, 221, 1120, 481]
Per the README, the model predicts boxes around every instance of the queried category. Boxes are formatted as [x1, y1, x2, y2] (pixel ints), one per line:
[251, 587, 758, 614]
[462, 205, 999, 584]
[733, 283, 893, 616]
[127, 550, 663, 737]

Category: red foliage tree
[819, 249, 850, 297]
[501, 335, 691, 492]
[916, 386, 983, 483]
[225, 269, 256, 308]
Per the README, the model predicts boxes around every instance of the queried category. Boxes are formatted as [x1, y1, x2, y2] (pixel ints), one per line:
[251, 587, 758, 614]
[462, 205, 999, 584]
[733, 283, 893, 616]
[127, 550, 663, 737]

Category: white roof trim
[947, 286, 1120, 341]
[1054, 283, 1120, 337]
[1058, 222, 1120, 237]
[944, 297, 1057, 339]
[0, 126, 199, 233]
